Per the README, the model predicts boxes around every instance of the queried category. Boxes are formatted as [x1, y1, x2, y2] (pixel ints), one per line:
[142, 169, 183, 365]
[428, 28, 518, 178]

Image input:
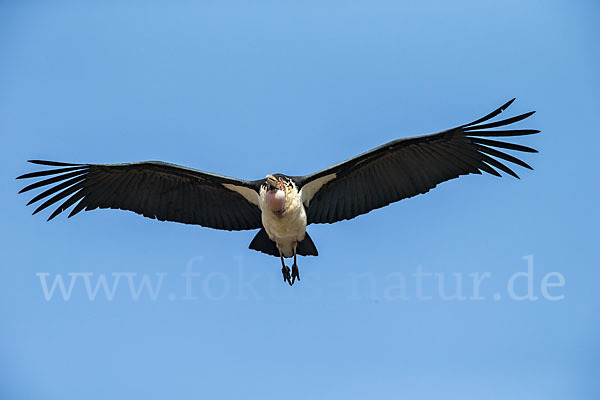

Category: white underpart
[299, 173, 336, 207]
[222, 183, 260, 206]
[259, 181, 307, 258]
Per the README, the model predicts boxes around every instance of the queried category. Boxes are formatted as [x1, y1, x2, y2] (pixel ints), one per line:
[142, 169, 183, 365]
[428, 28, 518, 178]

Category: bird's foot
[291, 263, 300, 284]
[282, 265, 292, 286]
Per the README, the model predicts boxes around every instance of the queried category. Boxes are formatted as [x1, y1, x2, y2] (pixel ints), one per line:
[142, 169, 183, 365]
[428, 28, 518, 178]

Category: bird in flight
[18, 99, 538, 286]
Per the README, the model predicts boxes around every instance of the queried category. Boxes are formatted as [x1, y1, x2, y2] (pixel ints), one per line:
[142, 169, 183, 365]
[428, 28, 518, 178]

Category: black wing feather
[18, 161, 262, 231]
[298, 99, 539, 225]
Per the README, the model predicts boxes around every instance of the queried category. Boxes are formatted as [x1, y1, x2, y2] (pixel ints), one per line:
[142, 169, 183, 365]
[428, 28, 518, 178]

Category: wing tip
[502, 98, 517, 111]
[27, 159, 80, 166]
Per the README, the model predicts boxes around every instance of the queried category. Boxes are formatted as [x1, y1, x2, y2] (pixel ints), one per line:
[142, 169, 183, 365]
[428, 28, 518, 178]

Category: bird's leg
[280, 253, 292, 286]
[291, 246, 300, 284]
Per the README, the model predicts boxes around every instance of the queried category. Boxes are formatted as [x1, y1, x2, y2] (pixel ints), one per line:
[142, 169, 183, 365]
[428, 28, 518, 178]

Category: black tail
[249, 228, 279, 256]
[297, 231, 318, 256]
[248, 228, 319, 257]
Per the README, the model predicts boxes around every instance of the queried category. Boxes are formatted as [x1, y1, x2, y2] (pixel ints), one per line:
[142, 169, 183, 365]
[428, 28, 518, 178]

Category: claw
[282, 265, 292, 286]
[291, 263, 300, 284]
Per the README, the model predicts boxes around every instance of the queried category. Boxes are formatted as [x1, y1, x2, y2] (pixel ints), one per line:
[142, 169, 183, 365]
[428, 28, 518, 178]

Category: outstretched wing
[17, 160, 262, 231]
[298, 98, 539, 225]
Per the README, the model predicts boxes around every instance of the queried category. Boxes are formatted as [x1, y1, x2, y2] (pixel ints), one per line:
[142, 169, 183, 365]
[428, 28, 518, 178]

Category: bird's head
[265, 174, 287, 216]
[266, 174, 283, 191]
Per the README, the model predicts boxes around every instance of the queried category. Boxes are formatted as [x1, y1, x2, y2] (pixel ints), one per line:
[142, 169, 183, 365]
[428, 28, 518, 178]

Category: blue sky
[1, 1, 599, 399]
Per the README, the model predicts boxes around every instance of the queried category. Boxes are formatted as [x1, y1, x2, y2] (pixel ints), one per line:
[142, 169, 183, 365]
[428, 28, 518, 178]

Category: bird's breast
[259, 185, 307, 254]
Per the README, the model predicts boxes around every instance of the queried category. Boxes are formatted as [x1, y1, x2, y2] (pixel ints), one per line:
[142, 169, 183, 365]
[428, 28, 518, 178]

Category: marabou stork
[17, 99, 538, 286]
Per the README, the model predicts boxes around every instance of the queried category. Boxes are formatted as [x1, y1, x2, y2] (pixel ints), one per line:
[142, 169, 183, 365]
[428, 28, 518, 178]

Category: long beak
[266, 174, 278, 190]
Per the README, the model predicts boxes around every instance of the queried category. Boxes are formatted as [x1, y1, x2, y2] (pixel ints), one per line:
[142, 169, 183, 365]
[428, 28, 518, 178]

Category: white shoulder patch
[222, 183, 260, 206]
[299, 173, 336, 207]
